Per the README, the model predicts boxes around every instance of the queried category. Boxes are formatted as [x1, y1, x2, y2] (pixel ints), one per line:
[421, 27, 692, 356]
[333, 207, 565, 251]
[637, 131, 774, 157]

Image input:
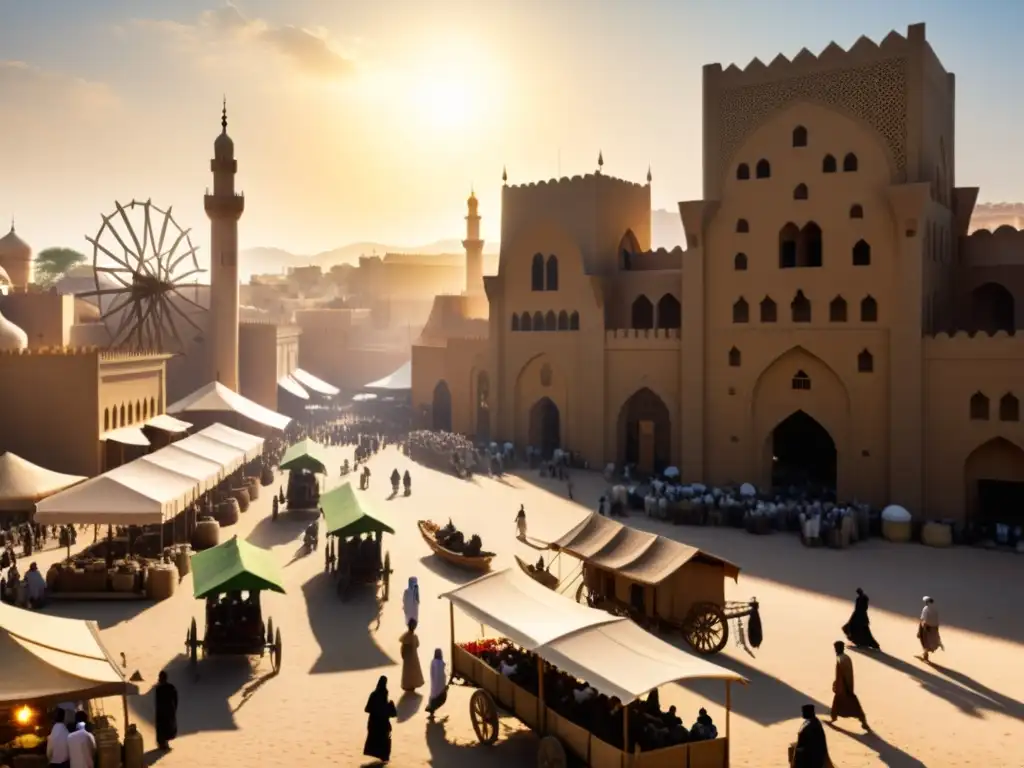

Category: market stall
[0, 453, 85, 516]
[321, 483, 394, 600]
[278, 439, 328, 514]
[0, 602, 140, 766]
[167, 381, 292, 432]
[442, 568, 746, 768]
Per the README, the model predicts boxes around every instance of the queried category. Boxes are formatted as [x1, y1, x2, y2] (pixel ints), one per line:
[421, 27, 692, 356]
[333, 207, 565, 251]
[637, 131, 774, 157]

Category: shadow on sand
[246, 514, 306, 550]
[827, 722, 928, 768]
[424, 717, 537, 767]
[397, 691, 423, 723]
[851, 648, 1024, 720]
[417, 555, 486, 585]
[45, 599, 157, 630]
[302, 572, 393, 674]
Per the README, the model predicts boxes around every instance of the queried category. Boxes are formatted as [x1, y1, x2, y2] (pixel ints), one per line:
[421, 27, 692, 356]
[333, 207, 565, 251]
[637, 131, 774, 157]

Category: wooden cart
[186, 536, 285, 672]
[321, 483, 394, 601]
[279, 439, 329, 515]
[442, 568, 745, 768]
[419, 520, 494, 572]
[552, 514, 760, 656]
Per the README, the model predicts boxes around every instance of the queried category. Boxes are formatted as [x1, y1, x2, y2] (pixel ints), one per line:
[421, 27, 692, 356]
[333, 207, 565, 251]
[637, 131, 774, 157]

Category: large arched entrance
[529, 398, 561, 458]
[475, 372, 490, 443]
[965, 437, 1024, 526]
[617, 388, 671, 474]
[432, 381, 452, 432]
[770, 410, 837, 492]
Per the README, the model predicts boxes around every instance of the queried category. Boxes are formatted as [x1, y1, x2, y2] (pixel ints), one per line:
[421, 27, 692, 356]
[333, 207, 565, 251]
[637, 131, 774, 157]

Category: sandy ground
[32, 444, 1024, 767]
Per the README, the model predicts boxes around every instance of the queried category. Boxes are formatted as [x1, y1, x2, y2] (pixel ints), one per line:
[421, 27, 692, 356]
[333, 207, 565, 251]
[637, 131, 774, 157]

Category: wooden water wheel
[469, 689, 499, 745]
[683, 602, 729, 655]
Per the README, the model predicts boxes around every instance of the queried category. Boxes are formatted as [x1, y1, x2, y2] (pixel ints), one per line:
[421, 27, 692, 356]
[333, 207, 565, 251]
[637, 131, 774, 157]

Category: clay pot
[245, 476, 260, 501]
[193, 519, 220, 550]
[231, 487, 251, 513]
[215, 498, 240, 527]
[261, 466, 274, 486]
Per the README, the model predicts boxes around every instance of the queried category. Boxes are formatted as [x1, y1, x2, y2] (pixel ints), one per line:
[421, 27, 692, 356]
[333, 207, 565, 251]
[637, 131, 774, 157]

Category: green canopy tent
[321, 482, 395, 539]
[191, 535, 287, 598]
[279, 439, 329, 475]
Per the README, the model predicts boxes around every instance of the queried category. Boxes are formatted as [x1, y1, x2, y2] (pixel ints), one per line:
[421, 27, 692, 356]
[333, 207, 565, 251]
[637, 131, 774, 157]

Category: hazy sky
[1, 0, 1022, 260]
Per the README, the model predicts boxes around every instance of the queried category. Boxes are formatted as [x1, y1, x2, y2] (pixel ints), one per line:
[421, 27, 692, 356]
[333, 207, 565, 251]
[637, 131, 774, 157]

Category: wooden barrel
[882, 519, 912, 543]
[175, 546, 191, 577]
[94, 726, 121, 768]
[46, 565, 60, 589]
[215, 498, 240, 527]
[231, 487, 251, 513]
[245, 477, 260, 500]
[921, 521, 952, 548]
[111, 572, 136, 593]
[124, 725, 145, 768]
[146, 565, 176, 600]
[193, 519, 220, 550]
[261, 466, 274, 486]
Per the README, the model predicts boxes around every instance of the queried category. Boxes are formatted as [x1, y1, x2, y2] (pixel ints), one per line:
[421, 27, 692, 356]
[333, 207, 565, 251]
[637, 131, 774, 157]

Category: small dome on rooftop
[0, 306, 28, 351]
[0, 226, 30, 258]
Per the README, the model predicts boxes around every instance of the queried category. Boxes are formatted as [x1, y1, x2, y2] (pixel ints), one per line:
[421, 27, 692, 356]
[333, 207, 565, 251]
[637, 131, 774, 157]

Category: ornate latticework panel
[718, 58, 908, 175]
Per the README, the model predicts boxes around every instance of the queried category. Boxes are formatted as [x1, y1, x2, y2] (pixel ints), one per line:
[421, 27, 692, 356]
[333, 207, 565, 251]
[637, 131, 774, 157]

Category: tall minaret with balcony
[204, 100, 245, 390]
[463, 189, 484, 296]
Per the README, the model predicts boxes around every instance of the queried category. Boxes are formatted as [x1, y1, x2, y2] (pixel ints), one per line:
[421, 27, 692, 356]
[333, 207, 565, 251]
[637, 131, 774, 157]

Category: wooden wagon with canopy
[186, 535, 285, 672]
[321, 483, 394, 601]
[539, 514, 759, 656]
[442, 568, 747, 768]
[278, 439, 329, 515]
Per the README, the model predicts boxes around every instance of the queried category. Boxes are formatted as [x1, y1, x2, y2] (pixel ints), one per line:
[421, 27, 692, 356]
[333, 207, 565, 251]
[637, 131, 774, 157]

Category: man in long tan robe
[830, 641, 869, 731]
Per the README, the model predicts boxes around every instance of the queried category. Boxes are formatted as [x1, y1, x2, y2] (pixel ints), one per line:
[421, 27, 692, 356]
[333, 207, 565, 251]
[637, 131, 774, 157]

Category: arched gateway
[770, 410, 837, 492]
[432, 380, 452, 432]
[617, 388, 671, 474]
[965, 437, 1024, 526]
[529, 398, 561, 459]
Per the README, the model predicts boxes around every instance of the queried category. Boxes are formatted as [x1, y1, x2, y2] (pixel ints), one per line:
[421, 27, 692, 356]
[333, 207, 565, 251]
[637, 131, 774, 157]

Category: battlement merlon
[204, 193, 245, 219]
[703, 23, 943, 90]
[504, 172, 648, 194]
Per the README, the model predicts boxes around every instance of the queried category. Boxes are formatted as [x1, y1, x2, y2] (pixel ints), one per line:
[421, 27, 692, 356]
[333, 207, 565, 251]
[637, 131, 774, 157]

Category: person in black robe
[791, 704, 830, 768]
[154, 670, 178, 750]
[842, 588, 881, 650]
[364, 675, 397, 763]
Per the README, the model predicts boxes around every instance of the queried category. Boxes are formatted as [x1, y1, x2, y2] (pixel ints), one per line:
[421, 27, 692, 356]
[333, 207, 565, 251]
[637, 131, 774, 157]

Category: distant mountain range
[241, 211, 687, 278]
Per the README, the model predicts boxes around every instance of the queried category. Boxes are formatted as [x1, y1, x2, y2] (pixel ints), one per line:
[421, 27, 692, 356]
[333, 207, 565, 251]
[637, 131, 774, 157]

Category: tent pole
[536, 659, 546, 733]
[725, 680, 732, 767]
[122, 692, 129, 733]
[448, 601, 455, 684]
[622, 706, 630, 768]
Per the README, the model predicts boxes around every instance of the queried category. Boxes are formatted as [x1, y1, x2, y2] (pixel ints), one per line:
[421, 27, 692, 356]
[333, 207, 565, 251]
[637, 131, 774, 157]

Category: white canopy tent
[34, 476, 168, 525]
[144, 414, 192, 433]
[441, 568, 745, 704]
[363, 361, 411, 391]
[278, 375, 310, 400]
[138, 445, 224, 494]
[173, 433, 247, 474]
[0, 453, 85, 510]
[167, 381, 291, 431]
[0, 602, 138, 706]
[292, 368, 340, 396]
[197, 423, 265, 462]
[100, 426, 150, 447]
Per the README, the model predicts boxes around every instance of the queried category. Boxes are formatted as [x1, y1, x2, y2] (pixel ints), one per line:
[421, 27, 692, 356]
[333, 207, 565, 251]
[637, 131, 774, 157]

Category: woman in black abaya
[842, 588, 881, 650]
[364, 675, 398, 763]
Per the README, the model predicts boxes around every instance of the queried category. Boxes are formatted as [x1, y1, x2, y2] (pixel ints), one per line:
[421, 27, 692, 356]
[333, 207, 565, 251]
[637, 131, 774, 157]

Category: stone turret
[0, 223, 32, 289]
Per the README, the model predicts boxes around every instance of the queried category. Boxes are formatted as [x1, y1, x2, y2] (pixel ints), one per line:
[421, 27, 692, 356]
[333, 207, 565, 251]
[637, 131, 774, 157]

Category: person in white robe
[425, 648, 448, 719]
[402, 577, 419, 628]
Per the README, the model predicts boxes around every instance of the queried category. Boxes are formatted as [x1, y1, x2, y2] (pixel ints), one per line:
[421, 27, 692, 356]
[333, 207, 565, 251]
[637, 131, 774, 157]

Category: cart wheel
[574, 582, 585, 605]
[683, 602, 729, 655]
[469, 689, 499, 745]
[187, 618, 198, 666]
[272, 627, 282, 673]
[267, 617, 274, 648]
[537, 736, 567, 768]
[382, 551, 391, 601]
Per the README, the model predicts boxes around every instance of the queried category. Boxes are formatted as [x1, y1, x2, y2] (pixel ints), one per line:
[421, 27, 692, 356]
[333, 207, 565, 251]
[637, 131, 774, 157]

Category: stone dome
[0, 306, 28, 351]
[0, 264, 10, 285]
[215, 131, 234, 159]
[0, 226, 30, 261]
[75, 298, 102, 323]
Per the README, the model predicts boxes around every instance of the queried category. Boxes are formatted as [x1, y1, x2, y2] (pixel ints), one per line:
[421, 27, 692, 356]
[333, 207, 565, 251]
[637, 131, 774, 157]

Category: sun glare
[407, 39, 491, 134]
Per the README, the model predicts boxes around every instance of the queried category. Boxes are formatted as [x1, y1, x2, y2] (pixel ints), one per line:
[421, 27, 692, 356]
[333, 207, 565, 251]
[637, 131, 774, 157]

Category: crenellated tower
[463, 189, 484, 296]
[203, 99, 245, 390]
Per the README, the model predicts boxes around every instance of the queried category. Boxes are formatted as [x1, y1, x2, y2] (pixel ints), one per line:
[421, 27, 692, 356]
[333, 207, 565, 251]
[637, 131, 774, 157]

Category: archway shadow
[302, 572, 393, 674]
[44, 599, 156, 630]
[425, 716, 537, 767]
[417, 555, 484, 585]
[850, 648, 1023, 720]
[670, 648, 827, 726]
[826, 722, 928, 768]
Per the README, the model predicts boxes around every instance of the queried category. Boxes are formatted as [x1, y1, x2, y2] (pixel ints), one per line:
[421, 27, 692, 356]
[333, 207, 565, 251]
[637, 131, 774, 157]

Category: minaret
[463, 189, 484, 296]
[203, 99, 245, 390]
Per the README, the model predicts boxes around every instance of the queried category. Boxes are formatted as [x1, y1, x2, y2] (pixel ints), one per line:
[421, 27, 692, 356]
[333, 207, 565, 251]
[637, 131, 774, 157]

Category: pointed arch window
[569, 311, 580, 330]
[521, 312, 532, 331]
[545, 310, 557, 330]
[850, 204, 864, 219]
[791, 290, 811, 323]
[792, 370, 811, 391]
[760, 296, 777, 323]
[143, 399, 149, 419]
[970, 392, 990, 420]
[531, 253, 544, 291]
[511, 313, 520, 331]
[793, 183, 809, 201]
[734, 252, 748, 271]
[857, 349, 874, 373]
[737, 163, 750, 180]
[736, 219, 749, 233]
[135, 401, 141, 422]
[532, 311, 544, 330]
[779, 223, 799, 268]
[999, 393, 1020, 422]
[860, 296, 878, 322]
[557, 310, 569, 331]
[656, 294, 681, 330]
[853, 239, 871, 266]
[545, 255, 559, 291]
[829, 296, 847, 322]
[792, 125, 808, 147]
[732, 298, 749, 324]
[755, 159, 771, 179]
[104, 409, 110, 432]
[150, 397, 156, 416]
[843, 153, 859, 172]
[822, 154, 837, 173]
[728, 347, 741, 367]
[631, 295, 655, 329]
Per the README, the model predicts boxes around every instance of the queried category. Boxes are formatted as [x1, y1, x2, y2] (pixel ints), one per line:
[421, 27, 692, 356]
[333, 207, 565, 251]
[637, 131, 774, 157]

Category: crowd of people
[433, 518, 488, 558]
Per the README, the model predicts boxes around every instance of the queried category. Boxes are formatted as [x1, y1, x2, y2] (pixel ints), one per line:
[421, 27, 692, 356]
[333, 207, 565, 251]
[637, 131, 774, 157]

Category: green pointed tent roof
[190, 535, 286, 598]
[321, 483, 394, 539]
[279, 439, 328, 474]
